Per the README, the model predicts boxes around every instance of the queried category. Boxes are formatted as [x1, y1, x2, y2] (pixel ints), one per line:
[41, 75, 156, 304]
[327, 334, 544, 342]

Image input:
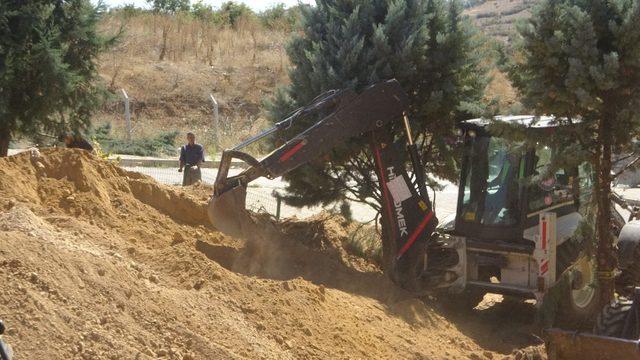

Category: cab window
[528, 145, 579, 213]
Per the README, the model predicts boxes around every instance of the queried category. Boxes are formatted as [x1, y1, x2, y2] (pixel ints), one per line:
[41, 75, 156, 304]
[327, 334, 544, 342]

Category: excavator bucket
[207, 185, 255, 239]
[545, 328, 640, 359]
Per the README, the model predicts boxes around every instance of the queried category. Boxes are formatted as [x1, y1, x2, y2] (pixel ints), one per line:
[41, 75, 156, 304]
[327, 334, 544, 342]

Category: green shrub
[258, 3, 302, 31]
[92, 123, 178, 157]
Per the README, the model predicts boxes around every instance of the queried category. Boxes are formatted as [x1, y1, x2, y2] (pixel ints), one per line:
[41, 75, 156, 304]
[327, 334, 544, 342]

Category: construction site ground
[0, 149, 549, 359]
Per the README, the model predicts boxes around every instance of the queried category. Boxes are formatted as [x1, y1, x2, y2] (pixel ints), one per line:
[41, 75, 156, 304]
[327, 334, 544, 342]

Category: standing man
[179, 132, 205, 186]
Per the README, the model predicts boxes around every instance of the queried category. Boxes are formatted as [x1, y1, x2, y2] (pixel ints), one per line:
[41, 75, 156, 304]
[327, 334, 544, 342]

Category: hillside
[94, 7, 525, 155]
[464, 0, 538, 43]
[96, 12, 289, 151]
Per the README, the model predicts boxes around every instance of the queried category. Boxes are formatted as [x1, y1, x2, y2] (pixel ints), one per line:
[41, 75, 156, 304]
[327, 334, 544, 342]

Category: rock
[66, 195, 76, 202]
[5, 199, 16, 210]
[303, 327, 313, 336]
[468, 353, 483, 360]
[193, 279, 205, 290]
[88, 331, 101, 341]
[156, 349, 168, 357]
[282, 281, 293, 291]
[149, 274, 159, 284]
[97, 268, 106, 276]
[256, 323, 266, 331]
[130, 262, 142, 272]
[29, 272, 39, 283]
[172, 232, 185, 245]
[241, 305, 256, 314]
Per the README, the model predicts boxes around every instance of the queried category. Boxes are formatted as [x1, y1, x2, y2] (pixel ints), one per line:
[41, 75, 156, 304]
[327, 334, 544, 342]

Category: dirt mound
[0, 149, 543, 359]
[0, 149, 208, 227]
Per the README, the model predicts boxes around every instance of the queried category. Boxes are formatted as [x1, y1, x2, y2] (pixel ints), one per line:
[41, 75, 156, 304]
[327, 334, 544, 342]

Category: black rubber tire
[617, 245, 640, 296]
[555, 239, 599, 326]
[556, 238, 582, 275]
[593, 298, 634, 339]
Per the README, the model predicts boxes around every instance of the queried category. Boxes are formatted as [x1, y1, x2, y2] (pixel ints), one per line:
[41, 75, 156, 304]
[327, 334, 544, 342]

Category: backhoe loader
[208, 80, 640, 357]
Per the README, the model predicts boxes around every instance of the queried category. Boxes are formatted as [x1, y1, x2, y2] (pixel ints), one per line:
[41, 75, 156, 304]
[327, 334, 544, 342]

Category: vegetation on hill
[1, 1, 520, 157]
[463, 0, 538, 43]
[92, 123, 179, 157]
[93, 2, 300, 155]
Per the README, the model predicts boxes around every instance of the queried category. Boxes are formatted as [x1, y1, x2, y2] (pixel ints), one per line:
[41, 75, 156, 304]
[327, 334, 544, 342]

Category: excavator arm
[208, 79, 447, 292]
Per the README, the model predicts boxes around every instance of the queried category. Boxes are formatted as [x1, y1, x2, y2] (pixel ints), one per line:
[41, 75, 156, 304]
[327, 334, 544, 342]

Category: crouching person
[178, 132, 204, 186]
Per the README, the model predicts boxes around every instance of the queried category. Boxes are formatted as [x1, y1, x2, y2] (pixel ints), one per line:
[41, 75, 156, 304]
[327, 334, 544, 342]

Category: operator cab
[453, 115, 590, 248]
[435, 115, 616, 317]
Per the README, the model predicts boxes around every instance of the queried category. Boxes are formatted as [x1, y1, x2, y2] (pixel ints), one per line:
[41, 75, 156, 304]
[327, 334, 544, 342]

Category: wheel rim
[571, 258, 596, 309]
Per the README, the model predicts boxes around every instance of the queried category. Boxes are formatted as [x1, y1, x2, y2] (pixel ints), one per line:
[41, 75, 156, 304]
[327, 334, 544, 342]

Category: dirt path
[0, 149, 544, 359]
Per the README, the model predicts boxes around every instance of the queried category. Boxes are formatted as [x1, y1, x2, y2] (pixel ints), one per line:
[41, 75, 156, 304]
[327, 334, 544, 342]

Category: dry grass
[96, 8, 523, 157]
[97, 12, 291, 156]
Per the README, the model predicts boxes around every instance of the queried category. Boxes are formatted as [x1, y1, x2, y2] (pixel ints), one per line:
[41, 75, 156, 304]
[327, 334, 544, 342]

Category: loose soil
[0, 149, 544, 359]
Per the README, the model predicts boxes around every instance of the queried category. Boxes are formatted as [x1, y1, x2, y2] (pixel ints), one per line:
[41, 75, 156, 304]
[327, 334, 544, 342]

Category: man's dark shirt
[68, 138, 94, 152]
[180, 143, 205, 166]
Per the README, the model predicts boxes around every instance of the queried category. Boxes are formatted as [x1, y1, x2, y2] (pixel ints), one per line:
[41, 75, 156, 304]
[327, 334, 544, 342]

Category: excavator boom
[208, 79, 441, 291]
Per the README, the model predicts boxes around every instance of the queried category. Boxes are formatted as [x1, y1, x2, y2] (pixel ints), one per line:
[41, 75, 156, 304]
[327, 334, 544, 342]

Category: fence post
[275, 193, 282, 221]
[209, 94, 219, 152]
[121, 89, 131, 141]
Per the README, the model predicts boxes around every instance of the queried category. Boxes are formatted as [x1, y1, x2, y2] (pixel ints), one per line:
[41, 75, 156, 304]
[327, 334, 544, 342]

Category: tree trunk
[596, 118, 616, 308]
[159, 24, 168, 61]
[0, 130, 10, 157]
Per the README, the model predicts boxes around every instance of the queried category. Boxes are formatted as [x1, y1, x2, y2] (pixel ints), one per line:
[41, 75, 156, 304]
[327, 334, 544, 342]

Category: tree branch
[612, 155, 640, 180]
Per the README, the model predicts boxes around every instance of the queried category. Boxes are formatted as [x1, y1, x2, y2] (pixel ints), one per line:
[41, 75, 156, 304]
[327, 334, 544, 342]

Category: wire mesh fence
[121, 165, 284, 219]
[245, 188, 283, 218]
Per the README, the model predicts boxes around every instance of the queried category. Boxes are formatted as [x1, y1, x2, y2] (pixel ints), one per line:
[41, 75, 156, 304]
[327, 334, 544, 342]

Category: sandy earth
[0, 149, 544, 359]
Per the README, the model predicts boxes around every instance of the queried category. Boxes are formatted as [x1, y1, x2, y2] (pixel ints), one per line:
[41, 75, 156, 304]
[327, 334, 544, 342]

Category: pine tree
[509, 0, 640, 306]
[0, 0, 114, 156]
[147, 0, 190, 13]
[267, 0, 489, 213]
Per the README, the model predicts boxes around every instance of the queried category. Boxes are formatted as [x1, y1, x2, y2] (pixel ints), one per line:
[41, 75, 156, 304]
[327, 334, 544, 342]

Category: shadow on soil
[196, 237, 542, 355]
[437, 295, 544, 355]
[195, 237, 402, 303]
